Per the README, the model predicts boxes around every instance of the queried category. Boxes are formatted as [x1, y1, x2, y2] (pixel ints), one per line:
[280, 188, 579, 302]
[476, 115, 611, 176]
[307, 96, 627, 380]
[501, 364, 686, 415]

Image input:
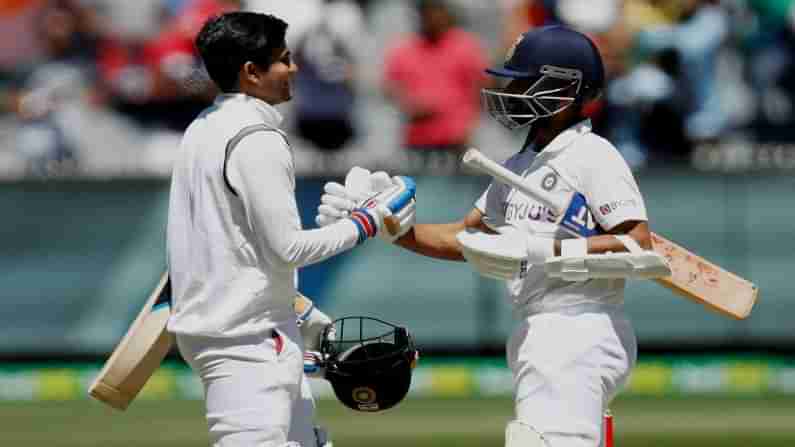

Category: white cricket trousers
[507, 305, 636, 447]
[176, 322, 317, 447]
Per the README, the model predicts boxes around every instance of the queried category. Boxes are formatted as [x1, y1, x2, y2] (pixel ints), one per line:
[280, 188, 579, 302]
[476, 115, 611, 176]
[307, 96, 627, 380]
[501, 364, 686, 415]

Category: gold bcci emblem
[352, 386, 377, 404]
[352, 386, 379, 411]
[505, 35, 523, 62]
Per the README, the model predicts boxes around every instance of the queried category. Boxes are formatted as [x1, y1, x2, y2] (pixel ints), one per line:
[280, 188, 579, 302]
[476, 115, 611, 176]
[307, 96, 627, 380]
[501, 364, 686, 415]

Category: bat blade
[651, 233, 758, 319]
[460, 147, 759, 320]
[88, 271, 175, 410]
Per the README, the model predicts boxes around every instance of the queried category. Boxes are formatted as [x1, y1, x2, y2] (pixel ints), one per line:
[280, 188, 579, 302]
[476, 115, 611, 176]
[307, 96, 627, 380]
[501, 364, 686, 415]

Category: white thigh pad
[505, 421, 548, 447]
[546, 235, 671, 281]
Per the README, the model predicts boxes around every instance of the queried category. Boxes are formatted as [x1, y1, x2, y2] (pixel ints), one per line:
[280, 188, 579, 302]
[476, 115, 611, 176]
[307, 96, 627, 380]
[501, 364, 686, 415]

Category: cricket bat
[88, 271, 174, 410]
[461, 148, 759, 320]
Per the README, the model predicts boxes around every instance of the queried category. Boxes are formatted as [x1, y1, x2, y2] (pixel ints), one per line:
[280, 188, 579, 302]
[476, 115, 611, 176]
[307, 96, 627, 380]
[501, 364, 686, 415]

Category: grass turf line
[1, 396, 794, 446]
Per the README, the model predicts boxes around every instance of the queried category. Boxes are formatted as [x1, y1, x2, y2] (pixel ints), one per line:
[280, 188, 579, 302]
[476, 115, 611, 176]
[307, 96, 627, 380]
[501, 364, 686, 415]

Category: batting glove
[349, 177, 417, 243]
[316, 168, 393, 227]
[316, 166, 372, 227]
[295, 295, 334, 352]
[316, 171, 416, 244]
[374, 176, 416, 243]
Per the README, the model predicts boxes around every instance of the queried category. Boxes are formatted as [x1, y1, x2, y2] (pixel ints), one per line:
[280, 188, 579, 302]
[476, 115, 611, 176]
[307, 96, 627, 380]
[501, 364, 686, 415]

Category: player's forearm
[395, 223, 466, 261]
[229, 135, 363, 268]
[245, 191, 361, 268]
[582, 221, 652, 255]
[581, 235, 632, 255]
[275, 221, 360, 268]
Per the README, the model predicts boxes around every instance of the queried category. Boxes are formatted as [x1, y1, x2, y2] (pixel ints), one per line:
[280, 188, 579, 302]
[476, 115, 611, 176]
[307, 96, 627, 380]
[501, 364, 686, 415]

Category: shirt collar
[539, 119, 592, 155]
[214, 93, 284, 128]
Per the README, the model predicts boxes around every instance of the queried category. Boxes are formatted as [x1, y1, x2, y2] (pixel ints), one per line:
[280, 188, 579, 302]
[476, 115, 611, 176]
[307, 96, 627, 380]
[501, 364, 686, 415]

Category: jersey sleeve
[580, 142, 648, 231]
[474, 183, 505, 231]
[227, 131, 360, 268]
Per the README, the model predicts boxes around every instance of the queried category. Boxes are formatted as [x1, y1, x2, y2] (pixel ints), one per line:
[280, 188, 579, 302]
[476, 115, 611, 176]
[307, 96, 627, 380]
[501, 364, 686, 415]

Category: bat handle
[384, 215, 400, 236]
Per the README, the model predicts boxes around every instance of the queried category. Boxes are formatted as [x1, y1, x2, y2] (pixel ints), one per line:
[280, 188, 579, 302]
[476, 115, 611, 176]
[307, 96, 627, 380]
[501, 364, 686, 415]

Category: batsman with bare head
[317, 26, 666, 447]
[166, 12, 415, 447]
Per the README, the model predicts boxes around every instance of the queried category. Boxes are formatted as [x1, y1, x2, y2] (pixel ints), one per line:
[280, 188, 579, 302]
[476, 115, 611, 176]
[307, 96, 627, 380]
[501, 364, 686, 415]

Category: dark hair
[195, 12, 288, 92]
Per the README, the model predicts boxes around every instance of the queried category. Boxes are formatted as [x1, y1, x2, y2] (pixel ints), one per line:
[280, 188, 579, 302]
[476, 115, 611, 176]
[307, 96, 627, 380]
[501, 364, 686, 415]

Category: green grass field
[3, 396, 795, 446]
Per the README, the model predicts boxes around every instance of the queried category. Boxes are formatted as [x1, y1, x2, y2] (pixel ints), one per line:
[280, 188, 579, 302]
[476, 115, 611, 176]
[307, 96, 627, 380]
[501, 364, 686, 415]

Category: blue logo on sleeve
[560, 193, 601, 237]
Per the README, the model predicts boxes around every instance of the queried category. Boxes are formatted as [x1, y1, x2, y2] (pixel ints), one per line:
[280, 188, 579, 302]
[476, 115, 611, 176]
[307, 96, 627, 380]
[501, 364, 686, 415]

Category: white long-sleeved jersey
[167, 93, 360, 337]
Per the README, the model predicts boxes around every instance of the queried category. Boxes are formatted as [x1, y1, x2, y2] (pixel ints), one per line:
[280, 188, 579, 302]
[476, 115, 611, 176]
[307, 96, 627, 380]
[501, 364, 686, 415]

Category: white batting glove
[315, 170, 416, 244]
[346, 176, 416, 244]
[295, 295, 334, 351]
[316, 167, 406, 228]
[316, 166, 372, 227]
[456, 226, 554, 280]
[375, 176, 416, 243]
[316, 182, 357, 227]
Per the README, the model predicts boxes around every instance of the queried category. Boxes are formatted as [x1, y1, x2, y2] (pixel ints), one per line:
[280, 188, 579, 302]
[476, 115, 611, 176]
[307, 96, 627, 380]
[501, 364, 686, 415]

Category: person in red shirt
[383, 0, 488, 168]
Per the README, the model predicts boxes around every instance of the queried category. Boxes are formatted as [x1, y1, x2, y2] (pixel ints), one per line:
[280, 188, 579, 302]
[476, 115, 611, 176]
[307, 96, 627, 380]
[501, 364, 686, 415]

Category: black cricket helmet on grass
[320, 316, 418, 412]
[482, 25, 605, 130]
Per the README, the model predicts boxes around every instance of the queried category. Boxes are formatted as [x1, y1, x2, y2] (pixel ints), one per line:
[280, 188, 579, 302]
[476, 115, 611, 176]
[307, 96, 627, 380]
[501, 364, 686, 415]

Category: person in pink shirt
[384, 0, 488, 166]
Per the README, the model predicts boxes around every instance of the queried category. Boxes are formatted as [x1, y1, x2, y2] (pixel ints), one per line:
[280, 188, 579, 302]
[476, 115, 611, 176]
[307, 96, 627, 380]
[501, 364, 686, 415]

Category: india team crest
[541, 172, 558, 191]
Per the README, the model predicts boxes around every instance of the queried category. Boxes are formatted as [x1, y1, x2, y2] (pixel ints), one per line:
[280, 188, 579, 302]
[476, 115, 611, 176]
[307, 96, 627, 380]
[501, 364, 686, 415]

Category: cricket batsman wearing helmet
[166, 12, 416, 447]
[318, 26, 656, 446]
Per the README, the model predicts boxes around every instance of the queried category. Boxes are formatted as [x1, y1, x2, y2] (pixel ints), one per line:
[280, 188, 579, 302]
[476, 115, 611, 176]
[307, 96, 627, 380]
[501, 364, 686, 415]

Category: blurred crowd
[1, 0, 794, 178]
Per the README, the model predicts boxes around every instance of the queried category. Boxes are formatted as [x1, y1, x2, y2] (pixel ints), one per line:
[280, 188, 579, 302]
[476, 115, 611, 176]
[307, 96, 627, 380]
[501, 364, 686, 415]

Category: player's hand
[375, 176, 416, 243]
[316, 168, 408, 227]
[316, 169, 417, 243]
[456, 226, 553, 280]
[347, 176, 416, 244]
[316, 166, 372, 227]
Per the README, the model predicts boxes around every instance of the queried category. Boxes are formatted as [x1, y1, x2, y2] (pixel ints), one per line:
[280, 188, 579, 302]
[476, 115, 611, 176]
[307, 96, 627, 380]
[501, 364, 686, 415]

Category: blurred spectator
[97, 0, 239, 131]
[383, 0, 488, 168]
[6, 1, 98, 175]
[89, 0, 166, 42]
[500, 0, 556, 50]
[606, 47, 691, 167]
[291, 0, 367, 152]
[741, 0, 795, 141]
[635, 0, 730, 142]
[498, 1, 735, 168]
[597, 0, 729, 167]
[0, 0, 46, 74]
[555, 0, 621, 34]
[245, 0, 324, 43]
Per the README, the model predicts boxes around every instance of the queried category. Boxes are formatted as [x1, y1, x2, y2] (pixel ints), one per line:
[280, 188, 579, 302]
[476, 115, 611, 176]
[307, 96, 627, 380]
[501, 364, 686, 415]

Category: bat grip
[461, 148, 566, 215]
